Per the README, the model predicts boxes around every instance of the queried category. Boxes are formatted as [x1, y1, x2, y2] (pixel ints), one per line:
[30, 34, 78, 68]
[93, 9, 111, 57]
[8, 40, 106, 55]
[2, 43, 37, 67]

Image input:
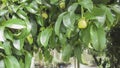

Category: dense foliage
[0, 0, 120, 68]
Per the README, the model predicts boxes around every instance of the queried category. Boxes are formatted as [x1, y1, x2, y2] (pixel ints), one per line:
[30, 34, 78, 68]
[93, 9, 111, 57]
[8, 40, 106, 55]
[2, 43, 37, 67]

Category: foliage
[0, 0, 120, 68]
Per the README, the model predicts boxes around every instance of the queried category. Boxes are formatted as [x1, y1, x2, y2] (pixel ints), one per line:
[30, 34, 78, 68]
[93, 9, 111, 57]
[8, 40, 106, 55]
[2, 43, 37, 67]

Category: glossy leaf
[4, 29, 14, 41]
[3, 41, 12, 55]
[55, 12, 67, 36]
[26, 6, 37, 14]
[4, 19, 26, 29]
[62, 45, 72, 61]
[9, 56, 21, 68]
[97, 27, 106, 51]
[79, 0, 93, 11]
[100, 5, 115, 25]
[68, 3, 78, 12]
[59, 33, 67, 45]
[27, 34, 33, 45]
[13, 40, 20, 50]
[17, 9, 27, 20]
[74, 46, 85, 63]
[40, 27, 53, 47]
[0, 10, 8, 16]
[4, 56, 14, 68]
[25, 52, 32, 68]
[106, 8, 115, 25]
[63, 13, 74, 30]
[30, 18, 37, 37]
[13, 39, 24, 50]
[0, 28, 6, 42]
[111, 5, 120, 14]
[81, 26, 91, 46]
[4, 56, 20, 68]
[19, 59, 24, 68]
[36, 15, 44, 26]
[90, 25, 106, 51]
[50, 0, 58, 4]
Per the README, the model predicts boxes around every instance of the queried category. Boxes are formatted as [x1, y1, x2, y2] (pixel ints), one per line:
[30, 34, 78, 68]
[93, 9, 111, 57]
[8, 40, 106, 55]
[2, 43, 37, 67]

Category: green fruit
[78, 17, 87, 29]
[42, 12, 48, 19]
[59, 2, 65, 9]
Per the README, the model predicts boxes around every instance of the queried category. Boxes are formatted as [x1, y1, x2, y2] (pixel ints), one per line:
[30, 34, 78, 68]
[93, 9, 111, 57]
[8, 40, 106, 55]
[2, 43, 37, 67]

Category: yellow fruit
[59, 2, 65, 9]
[42, 12, 48, 19]
[78, 17, 87, 29]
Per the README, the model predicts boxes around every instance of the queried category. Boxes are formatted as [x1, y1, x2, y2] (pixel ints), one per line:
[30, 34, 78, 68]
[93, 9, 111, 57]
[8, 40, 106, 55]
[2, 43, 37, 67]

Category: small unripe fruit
[42, 12, 48, 19]
[78, 17, 87, 29]
[59, 2, 65, 9]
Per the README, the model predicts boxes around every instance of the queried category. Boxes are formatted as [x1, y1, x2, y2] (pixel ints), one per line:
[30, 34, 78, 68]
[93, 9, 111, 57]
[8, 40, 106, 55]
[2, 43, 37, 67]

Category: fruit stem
[81, 6, 84, 18]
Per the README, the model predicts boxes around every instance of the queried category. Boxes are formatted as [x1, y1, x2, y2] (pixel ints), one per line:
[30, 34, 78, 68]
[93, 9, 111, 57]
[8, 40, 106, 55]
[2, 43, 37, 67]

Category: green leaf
[3, 41, 12, 55]
[44, 49, 53, 62]
[27, 34, 33, 45]
[92, 0, 109, 4]
[37, 32, 42, 46]
[4, 18, 26, 29]
[9, 56, 21, 68]
[63, 13, 74, 30]
[40, 27, 53, 47]
[0, 10, 8, 16]
[96, 15, 106, 26]
[35, 0, 42, 4]
[25, 52, 32, 68]
[3, 19, 30, 39]
[50, 0, 58, 4]
[68, 3, 78, 12]
[4, 56, 14, 68]
[97, 27, 106, 51]
[13, 40, 20, 50]
[90, 25, 106, 51]
[91, 7, 106, 16]
[79, 0, 93, 12]
[55, 12, 67, 36]
[36, 15, 44, 26]
[30, 18, 37, 37]
[12, 48, 22, 55]
[85, 7, 106, 26]
[66, 29, 72, 38]
[13, 39, 24, 50]
[100, 5, 115, 25]
[19, 59, 24, 68]
[4, 29, 14, 41]
[30, 1, 38, 10]
[26, 6, 37, 14]
[17, 9, 28, 20]
[111, 5, 120, 14]
[106, 8, 115, 25]
[81, 26, 91, 46]
[84, 11, 95, 20]
[14, 20, 31, 39]
[49, 32, 57, 48]
[9, 5, 21, 13]
[39, 51, 43, 60]
[90, 26, 99, 50]
[62, 45, 72, 62]
[4, 56, 20, 68]
[0, 28, 6, 42]
[74, 46, 83, 63]
[59, 33, 67, 45]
